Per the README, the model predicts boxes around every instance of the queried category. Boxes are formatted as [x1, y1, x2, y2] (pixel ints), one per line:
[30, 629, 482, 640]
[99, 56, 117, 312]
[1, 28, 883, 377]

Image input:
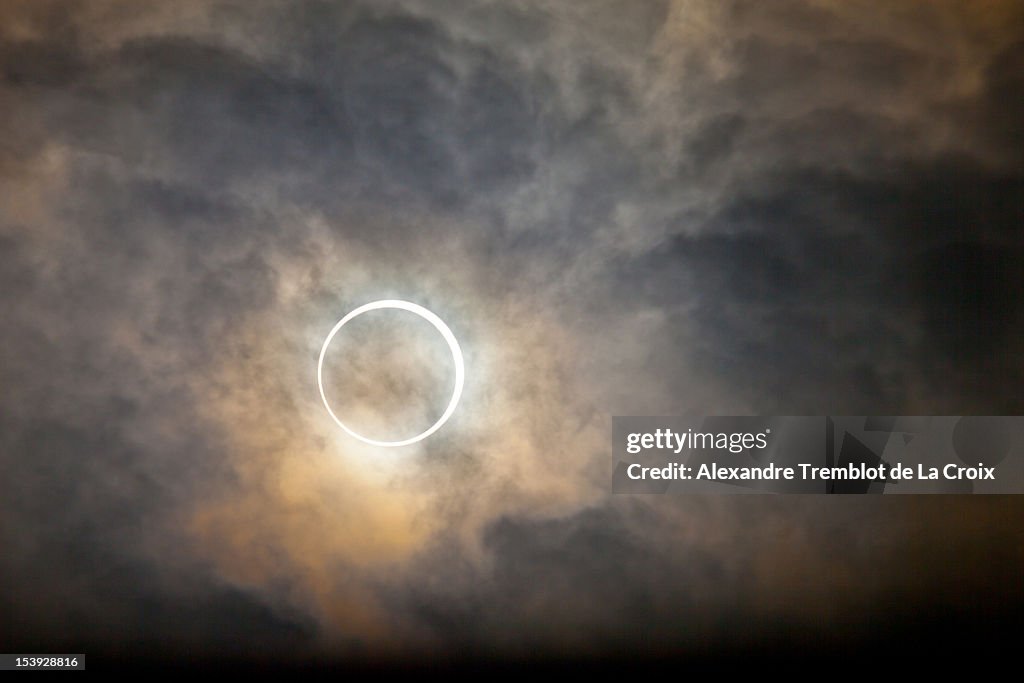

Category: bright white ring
[317, 299, 464, 447]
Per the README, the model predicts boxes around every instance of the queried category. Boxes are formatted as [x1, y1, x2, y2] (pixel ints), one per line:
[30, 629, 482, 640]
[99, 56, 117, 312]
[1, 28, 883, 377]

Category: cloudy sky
[1, 0, 1022, 666]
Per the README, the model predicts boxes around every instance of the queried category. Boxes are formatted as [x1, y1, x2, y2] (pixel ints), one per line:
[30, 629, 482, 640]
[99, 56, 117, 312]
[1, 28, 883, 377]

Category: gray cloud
[1, 0, 1021, 662]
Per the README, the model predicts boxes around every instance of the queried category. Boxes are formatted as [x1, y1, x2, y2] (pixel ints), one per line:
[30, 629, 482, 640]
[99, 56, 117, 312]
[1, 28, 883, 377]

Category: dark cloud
[0, 0, 1021, 664]
[388, 497, 1024, 657]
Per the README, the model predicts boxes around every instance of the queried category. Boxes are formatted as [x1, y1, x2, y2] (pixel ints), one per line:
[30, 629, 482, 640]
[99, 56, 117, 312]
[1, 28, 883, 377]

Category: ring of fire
[317, 299, 465, 447]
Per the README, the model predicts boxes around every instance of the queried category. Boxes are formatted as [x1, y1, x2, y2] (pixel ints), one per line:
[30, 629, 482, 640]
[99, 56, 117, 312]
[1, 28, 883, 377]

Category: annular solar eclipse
[317, 300, 465, 447]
